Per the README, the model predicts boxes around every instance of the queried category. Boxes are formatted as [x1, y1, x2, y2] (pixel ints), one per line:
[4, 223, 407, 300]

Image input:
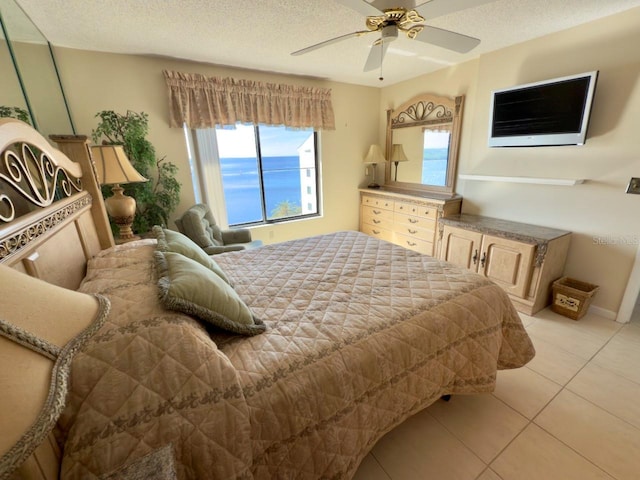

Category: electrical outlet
[626, 177, 640, 194]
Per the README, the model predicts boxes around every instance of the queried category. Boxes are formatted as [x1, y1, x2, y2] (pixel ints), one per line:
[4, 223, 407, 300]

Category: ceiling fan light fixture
[380, 24, 399, 42]
[291, 0, 483, 77]
[382, 8, 409, 22]
[404, 25, 424, 39]
[366, 15, 387, 30]
[400, 9, 425, 25]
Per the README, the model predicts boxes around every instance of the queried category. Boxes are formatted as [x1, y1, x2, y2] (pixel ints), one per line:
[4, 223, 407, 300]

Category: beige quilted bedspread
[58, 231, 534, 479]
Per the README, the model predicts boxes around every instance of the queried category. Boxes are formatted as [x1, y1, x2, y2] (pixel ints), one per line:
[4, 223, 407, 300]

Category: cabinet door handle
[408, 218, 418, 224]
[472, 249, 478, 265]
[373, 219, 381, 224]
[480, 252, 487, 268]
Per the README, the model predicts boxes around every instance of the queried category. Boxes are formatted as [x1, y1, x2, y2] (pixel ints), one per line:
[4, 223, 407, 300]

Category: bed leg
[441, 394, 451, 402]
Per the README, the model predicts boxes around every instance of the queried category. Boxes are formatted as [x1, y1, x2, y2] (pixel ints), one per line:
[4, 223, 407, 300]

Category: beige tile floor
[353, 305, 640, 480]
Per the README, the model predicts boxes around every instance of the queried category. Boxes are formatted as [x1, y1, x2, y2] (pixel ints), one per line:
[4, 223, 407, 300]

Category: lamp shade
[390, 144, 409, 163]
[90, 145, 148, 185]
[363, 144, 386, 164]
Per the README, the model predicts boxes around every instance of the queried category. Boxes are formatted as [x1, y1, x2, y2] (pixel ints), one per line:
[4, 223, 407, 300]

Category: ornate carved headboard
[0, 118, 114, 289]
[0, 119, 115, 479]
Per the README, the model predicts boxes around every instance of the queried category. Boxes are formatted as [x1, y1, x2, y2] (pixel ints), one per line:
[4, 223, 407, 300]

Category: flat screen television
[488, 71, 598, 147]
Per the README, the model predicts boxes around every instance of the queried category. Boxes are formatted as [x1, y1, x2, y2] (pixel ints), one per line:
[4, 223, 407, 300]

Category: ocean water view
[221, 155, 303, 225]
[422, 147, 449, 185]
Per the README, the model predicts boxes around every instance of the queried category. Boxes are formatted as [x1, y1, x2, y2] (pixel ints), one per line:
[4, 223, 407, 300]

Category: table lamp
[390, 144, 409, 182]
[363, 144, 386, 189]
[91, 145, 148, 242]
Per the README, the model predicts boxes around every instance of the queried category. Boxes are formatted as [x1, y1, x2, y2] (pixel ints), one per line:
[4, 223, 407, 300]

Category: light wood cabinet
[359, 188, 461, 257]
[442, 227, 535, 298]
[439, 215, 571, 315]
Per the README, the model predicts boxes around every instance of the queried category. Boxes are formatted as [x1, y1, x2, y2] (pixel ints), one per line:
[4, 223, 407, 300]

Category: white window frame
[184, 126, 322, 228]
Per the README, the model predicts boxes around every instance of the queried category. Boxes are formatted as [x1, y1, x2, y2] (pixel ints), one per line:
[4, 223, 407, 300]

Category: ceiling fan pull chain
[379, 43, 384, 81]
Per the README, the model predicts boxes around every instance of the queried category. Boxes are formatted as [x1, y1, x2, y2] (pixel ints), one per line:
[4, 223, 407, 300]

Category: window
[213, 124, 319, 226]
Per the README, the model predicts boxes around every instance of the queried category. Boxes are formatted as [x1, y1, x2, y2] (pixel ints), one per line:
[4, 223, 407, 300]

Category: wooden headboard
[0, 118, 114, 288]
[0, 119, 115, 479]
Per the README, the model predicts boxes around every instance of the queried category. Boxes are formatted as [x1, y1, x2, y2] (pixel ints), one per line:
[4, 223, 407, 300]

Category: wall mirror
[0, 0, 74, 137]
[384, 93, 464, 195]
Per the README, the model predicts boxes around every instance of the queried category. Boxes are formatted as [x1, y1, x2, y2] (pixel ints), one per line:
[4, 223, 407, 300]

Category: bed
[0, 118, 535, 479]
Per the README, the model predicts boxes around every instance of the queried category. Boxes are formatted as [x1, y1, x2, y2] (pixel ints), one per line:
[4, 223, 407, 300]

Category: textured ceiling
[11, 0, 640, 87]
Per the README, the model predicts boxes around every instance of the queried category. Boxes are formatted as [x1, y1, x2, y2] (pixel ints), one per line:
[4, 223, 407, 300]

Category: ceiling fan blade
[334, 0, 383, 16]
[413, 24, 480, 53]
[363, 41, 389, 72]
[415, 0, 496, 20]
[370, 0, 420, 10]
[291, 30, 371, 56]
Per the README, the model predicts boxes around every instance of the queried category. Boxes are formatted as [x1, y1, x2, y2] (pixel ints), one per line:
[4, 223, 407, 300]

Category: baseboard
[589, 305, 617, 321]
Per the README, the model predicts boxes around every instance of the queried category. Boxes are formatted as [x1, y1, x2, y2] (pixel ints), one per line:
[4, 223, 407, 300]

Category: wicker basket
[551, 277, 599, 320]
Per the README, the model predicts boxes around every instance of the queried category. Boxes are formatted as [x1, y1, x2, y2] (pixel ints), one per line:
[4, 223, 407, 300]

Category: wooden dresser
[359, 188, 462, 257]
[438, 214, 571, 315]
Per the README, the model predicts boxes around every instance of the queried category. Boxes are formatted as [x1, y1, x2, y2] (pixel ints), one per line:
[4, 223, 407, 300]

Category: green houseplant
[0, 106, 31, 124]
[92, 110, 180, 235]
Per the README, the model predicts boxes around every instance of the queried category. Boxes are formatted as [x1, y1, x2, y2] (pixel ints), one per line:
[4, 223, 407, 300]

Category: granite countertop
[360, 186, 461, 202]
[440, 214, 571, 263]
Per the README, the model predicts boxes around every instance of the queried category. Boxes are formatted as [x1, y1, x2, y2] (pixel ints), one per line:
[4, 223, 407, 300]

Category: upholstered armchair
[174, 204, 262, 254]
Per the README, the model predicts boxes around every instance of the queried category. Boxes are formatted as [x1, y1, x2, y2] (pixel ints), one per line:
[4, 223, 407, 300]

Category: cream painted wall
[53, 48, 380, 245]
[380, 8, 640, 314]
[0, 41, 29, 114]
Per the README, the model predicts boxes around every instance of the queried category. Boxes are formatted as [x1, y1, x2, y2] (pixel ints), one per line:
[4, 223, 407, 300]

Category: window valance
[163, 70, 335, 130]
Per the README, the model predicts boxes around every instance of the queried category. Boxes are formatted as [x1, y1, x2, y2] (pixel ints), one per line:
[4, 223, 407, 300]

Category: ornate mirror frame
[384, 93, 464, 195]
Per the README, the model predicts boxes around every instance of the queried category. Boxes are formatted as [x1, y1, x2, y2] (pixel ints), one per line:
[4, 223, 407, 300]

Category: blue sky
[424, 130, 451, 149]
[216, 124, 313, 158]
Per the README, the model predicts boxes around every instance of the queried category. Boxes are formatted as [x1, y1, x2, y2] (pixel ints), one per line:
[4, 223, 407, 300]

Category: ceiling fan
[291, 0, 495, 77]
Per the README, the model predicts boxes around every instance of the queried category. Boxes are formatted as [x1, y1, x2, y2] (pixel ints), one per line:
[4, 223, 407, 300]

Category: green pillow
[155, 251, 265, 336]
[152, 225, 231, 285]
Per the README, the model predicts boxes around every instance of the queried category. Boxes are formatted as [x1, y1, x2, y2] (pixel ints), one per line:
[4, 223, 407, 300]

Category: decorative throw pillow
[152, 226, 231, 285]
[155, 251, 265, 336]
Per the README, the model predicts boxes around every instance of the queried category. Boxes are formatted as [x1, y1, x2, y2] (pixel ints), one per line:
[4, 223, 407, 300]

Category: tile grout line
[486, 319, 630, 479]
[465, 315, 630, 478]
[360, 315, 632, 480]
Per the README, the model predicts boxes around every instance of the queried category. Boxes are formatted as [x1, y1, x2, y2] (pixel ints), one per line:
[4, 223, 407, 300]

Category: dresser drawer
[362, 205, 394, 225]
[362, 195, 394, 211]
[394, 223, 435, 242]
[394, 201, 438, 220]
[394, 233, 434, 255]
[361, 223, 393, 242]
[394, 213, 436, 232]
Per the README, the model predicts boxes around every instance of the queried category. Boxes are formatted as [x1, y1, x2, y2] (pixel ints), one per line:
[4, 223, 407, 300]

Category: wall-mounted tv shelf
[458, 174, 585, 186]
